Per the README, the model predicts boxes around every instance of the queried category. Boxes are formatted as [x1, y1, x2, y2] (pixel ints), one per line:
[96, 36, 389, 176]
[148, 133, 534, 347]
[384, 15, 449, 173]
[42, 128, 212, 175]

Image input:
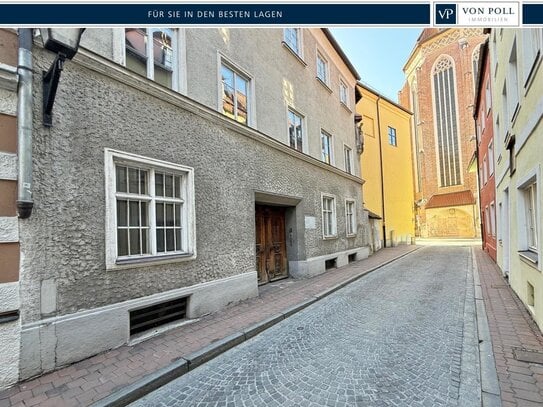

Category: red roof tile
[425, 190, 476, 209]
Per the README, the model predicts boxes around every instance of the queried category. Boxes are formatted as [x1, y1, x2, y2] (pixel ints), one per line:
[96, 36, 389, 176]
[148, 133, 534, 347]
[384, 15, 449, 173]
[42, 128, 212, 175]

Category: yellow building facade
[357, 83, 415, 248]
[492, 29, 543, 331]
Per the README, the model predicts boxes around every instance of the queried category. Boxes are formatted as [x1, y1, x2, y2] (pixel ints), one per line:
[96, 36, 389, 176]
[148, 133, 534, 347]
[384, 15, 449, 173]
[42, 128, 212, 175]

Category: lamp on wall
[40, 28, 85, 127]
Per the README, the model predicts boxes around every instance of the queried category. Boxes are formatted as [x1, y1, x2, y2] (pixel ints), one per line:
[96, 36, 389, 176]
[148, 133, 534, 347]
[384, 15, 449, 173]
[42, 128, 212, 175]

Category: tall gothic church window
[433, 56, 461, 187]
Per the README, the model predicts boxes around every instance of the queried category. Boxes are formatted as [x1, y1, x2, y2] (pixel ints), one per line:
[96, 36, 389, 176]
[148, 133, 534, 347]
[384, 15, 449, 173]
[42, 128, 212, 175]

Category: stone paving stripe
[184, 331, 245, 369]
[92, 247, 422, 407]
[483, 391, 503, 407]
[91, 358, 188, 407]
[512, 348, 543, 365]
[242, 314, 285, 339]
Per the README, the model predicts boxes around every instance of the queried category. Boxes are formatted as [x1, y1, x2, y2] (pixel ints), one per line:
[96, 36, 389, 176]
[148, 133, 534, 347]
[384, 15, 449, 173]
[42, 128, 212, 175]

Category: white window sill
[346, 233, 357, 238]
[316, 77, 333, 94]
[340, 102, 352, 114]
[323, 235, 338, 240]
[281, 42, 307, 67]
[518, 250, 538, 268]
[108, 252, 196, 270]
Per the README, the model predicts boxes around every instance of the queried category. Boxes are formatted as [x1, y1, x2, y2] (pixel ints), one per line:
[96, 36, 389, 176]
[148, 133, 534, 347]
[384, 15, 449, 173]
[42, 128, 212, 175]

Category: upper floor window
[507, 40, 520, 122]
[388, 126, 397, 146]
[339, 80, 348, 106]
[485, 80, 492, 115]
[287, 108, 304, 152]
[221, 63, 250, 125]
[344, 145, 353, 174]
[105, 149, 196, 269]
[317, 52, 329, 85]
[472, 46, 480, 92]
[488, 142, 494, 176]
[433, 56, 461, 187]
[521, 29, 542, 85]
[125, 28, 175, 89]
[321, 130, 332, 164]
[284, 28, 301, 56]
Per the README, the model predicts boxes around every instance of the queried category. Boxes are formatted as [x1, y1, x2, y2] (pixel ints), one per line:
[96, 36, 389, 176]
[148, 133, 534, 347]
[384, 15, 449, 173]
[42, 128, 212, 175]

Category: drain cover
[513, 347, 543, 365]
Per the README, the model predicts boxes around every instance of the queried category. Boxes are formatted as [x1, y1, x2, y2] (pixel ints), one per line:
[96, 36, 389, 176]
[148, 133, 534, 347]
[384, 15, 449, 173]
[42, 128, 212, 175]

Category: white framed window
[345, 199, 356, 236]
[287, 108, 304, 152]
[521, 28, 542, 86]
[343, 145, 353, 174]
[284, 28, 301, 56]
[485, 80, 492, 115]
[321, 130, 333, 164]
[524, 182, 538, 251]
[488, 142, 494, 176]
[105, 149, 196, 269]
[507, 40, 520, 122]
[316, 52, 329, 85]
[125, 28, 177, 89]
[220, 61, 251, 125]
[321, 194, 337, 238]
[490, 202, 496, 237]
[485, 206, 490, 237]
[483, 155, 488, 184]
[339, 79, 349, 106]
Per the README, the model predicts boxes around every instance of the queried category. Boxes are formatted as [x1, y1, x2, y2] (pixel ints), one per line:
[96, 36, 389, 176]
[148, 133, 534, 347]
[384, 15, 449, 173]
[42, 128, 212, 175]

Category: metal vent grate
[129, 297, 188, 336]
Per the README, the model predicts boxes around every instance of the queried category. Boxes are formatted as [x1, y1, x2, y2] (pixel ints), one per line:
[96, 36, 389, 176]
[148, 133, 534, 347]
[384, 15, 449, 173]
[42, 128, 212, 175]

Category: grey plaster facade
[16, 28, 369, 379]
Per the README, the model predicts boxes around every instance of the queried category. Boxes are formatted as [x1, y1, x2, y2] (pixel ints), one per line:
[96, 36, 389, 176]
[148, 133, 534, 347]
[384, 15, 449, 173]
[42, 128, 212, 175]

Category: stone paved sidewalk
[0, 245, 418, 407]
[475, 248, 543, 406]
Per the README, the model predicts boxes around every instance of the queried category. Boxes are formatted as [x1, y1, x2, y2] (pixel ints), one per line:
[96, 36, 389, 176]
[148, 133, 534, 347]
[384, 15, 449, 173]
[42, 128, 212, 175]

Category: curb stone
[471, 247, 502, 407]
[91, 246, 421, 407]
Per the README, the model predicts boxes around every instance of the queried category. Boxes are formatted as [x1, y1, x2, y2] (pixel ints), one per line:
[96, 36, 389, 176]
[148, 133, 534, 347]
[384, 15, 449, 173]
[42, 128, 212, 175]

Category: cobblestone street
[132, 246, 481, 407]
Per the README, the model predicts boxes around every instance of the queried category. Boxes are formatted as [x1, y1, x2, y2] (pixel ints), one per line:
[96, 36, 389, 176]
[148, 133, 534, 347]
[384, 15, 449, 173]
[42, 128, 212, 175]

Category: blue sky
[330, 28, 422, 101]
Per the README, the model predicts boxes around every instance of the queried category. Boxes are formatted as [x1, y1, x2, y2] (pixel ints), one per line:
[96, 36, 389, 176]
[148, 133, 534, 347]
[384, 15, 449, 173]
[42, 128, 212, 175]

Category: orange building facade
[399, 29, 486, 238]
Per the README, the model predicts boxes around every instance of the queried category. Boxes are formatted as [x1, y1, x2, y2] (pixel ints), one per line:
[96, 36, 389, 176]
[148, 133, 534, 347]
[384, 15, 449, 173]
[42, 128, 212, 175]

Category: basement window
[129, 296, 188, 336]
[527, 282, 535, 308]
[325, 258, 337, 270]
[348, 253, 357, 263]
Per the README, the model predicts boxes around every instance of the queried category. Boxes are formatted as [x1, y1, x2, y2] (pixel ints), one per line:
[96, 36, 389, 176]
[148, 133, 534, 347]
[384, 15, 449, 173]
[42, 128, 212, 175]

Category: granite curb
[92, 246, 420, 407]
[471, 247, 502, 407]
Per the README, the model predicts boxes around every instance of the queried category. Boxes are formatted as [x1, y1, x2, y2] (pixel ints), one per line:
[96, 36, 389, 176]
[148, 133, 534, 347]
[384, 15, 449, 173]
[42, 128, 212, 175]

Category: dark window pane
[117, 229, 128, 256]
[165, 174, 174, 197]
[117, 200, 127, 227]
[141, 202, 148, 226]
[175, 204, 181, 227]
[166, 229, 175, 251]
[141, 229, 148, 254]
[139, 170, 147, 195]
[156, 202, 164, 227]
[129, 201, 140, 226]
[129, 229, 141, 255]
[129, 168, 139, 194]
[166, 204, 174, 226]
[155, 173, 164, 197]
[174, 176, 181, 198]
[156, 229, 165, 252]
[116, 166, 127, 193]
[125, 28, 147, 57]
[175, 229, 182, 251]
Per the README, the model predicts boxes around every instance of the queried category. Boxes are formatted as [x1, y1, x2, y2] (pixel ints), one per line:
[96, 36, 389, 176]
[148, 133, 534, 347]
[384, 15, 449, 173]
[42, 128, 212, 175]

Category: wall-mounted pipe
[17, 28, 34, 218]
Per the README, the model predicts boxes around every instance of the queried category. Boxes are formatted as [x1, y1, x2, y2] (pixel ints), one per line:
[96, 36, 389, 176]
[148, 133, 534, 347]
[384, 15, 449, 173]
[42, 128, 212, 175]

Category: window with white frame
[287, 108, 304, 152]
[345, 199, 356, 236]
[322, 195, 337, 238]
[484, 206, 490, 237]
[316, 52, 329, 84]
[321, 130, 332, 164]
[522, 28, 542, 85]
[344, 145, 353, 174]
[490, 202, 496, 237]
[339, 80, 349, 106]
[488, 142, 494, 176]
[284, 28, 301, 56]
[105, 149, 195, 268]
[485, 80, 492, 115]
[125, 28, 175, 89]
[507, 40, 520, 122]
[523, 181, 538, 252]
[483, 155, 488, 184]
[221, 62, 250, 125]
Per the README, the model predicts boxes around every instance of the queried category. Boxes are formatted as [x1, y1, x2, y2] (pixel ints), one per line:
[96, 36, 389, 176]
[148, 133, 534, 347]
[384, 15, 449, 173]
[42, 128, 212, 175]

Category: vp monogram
[438, 8, 455, 19]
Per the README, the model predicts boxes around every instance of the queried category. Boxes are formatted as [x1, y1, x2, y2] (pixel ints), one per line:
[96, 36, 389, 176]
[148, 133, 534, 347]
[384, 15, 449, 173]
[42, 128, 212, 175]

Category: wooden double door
[255, 205, 288, 284]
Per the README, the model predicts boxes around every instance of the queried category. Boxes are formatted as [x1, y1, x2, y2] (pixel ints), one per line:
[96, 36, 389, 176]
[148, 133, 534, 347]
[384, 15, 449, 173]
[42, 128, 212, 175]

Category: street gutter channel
[92, 246, 421, 407]
[472, 247, 502, 407]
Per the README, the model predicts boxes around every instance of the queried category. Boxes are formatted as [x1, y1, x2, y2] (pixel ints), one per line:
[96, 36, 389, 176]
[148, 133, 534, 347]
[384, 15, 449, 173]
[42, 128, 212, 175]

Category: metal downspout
[376, 96, 387, 248]
[17, 29, 33, 218]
